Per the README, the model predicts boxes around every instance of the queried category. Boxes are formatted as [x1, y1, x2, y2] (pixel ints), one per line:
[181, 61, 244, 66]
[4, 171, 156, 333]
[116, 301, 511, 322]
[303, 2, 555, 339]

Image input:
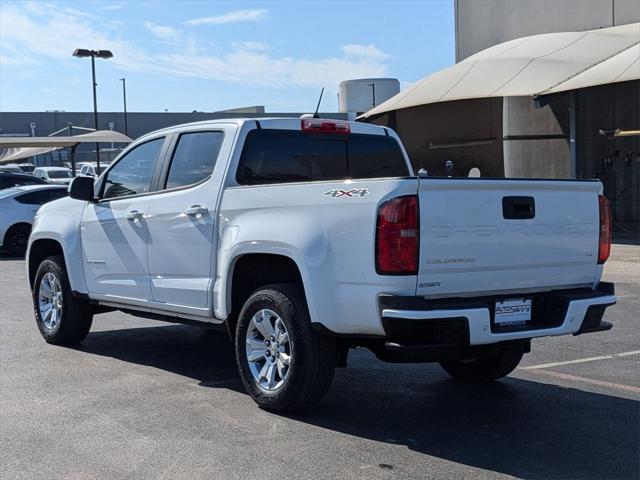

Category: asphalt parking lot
[1, 243, 638, 479]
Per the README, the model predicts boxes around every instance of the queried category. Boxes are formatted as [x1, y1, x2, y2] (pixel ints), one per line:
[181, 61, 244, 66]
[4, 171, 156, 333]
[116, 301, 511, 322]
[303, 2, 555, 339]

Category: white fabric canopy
[0, 146, 63, 163]
[0, 130, 132, 163]
[361, 22, 640, 118]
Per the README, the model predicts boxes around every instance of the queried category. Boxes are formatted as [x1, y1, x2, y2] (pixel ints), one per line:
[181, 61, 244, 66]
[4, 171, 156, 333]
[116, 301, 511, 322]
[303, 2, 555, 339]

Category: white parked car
[34, 166, 73, 185]
[77, 163, 107, 177]
[26, 118, 616, 411]
[17, 163, 36, 174]
[0, 185, 67, 256]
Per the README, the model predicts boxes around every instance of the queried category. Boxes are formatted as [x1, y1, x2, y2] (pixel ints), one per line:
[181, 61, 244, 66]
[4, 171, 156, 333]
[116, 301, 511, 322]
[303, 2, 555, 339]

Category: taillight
[376, 195, 419, 274]
[598, 195, 611, 264]
[301, 118, 350, 134]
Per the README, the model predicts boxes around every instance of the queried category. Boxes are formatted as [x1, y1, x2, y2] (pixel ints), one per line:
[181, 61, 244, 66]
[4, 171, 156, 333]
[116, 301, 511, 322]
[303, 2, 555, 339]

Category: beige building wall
[455, 0, 640, 62]
[455, 0, 640, 181]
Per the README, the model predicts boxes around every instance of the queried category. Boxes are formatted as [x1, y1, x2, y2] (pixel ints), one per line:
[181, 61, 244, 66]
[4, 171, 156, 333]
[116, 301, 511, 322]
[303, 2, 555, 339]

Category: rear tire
[235, 283, 336, 412]
[4, 224, 30, 257]
[439, 352, 523, 382]
[33, 255, 93, 345]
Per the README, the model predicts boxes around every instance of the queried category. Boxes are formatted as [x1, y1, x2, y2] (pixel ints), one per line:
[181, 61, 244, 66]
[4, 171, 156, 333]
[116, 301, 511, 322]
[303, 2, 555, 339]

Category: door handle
[185, 205, 208, 216]
[502, 196, 535, 219]
[127, 210, 144, 221]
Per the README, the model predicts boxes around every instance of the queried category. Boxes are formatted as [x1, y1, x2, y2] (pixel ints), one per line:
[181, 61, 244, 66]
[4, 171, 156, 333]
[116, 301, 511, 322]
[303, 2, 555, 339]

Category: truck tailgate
[417, 179, 602, 297]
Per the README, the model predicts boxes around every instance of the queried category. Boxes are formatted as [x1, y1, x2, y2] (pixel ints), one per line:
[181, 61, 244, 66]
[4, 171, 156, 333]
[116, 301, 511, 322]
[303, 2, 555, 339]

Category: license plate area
[494, 298, 532, 327]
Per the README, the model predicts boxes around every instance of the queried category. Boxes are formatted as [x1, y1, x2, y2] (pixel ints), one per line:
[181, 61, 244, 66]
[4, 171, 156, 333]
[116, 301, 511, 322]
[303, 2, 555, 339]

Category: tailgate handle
[502, 196, 535, 219]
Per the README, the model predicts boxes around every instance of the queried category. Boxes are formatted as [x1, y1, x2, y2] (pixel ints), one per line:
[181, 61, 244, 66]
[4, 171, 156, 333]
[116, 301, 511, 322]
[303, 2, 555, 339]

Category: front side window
[102, 138, 164, 199]
[165, 131, 224, 190]
[47, 188, 68, 202]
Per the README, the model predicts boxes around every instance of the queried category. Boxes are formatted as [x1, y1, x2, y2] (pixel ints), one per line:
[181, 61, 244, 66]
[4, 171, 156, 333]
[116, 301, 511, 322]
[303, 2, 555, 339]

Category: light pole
[73, 48, 113, 170]
[119, 78, 128, 136]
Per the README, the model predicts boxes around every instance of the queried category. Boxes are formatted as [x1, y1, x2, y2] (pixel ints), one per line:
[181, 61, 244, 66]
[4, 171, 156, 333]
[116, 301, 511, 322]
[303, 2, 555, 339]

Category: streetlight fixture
[119, 78, 128, 136]
[72, 48, 113, 170]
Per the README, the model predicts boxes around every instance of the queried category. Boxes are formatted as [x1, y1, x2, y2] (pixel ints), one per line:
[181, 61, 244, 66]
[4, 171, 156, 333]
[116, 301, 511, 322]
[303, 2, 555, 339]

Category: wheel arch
[225, 253, 309, 337]
[3, 221, 31, 244]
[28, 238, 64, 289]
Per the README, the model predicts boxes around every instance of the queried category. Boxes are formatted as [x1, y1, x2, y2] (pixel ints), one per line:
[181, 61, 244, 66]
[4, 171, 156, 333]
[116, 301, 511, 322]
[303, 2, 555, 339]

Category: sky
[0, 0, 455, 113]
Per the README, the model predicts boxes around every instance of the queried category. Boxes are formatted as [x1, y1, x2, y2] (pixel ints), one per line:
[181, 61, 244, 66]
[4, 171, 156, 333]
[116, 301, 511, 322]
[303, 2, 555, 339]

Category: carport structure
[0, 130, 132, 175]
[360, 22, 640, 230]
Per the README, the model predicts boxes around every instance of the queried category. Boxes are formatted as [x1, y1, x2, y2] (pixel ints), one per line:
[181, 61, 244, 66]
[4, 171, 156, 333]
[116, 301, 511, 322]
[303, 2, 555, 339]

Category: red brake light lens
[376, 195, 419, 274]
[301, 119, 350, 134]
[598, 195, 611, 264]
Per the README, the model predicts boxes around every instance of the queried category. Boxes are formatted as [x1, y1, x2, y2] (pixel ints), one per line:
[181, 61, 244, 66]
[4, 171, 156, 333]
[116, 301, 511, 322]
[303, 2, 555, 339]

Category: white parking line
[520, 350, 640, 370]
[615, 350, 640, 357]
[527, 369, 640, 395]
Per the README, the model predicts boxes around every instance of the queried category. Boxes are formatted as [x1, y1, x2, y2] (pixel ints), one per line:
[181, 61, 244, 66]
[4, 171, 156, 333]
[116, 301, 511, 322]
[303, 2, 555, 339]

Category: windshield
[48, 170, 72, 179]
[0, 187, 21, 199]
[0, 167, 23, 174]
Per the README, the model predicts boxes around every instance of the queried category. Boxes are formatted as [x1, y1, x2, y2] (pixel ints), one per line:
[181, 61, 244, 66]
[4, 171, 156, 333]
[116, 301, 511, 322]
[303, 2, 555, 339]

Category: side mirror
[68, 176, 95, 202]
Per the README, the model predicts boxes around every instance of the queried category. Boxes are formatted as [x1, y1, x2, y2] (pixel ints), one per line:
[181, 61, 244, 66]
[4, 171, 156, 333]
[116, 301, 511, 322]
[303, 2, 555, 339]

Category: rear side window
[15, 191, 50, 205]
[15, 189, 66, 205]
[237, 130, 408, 185]
[165, 131, 224, 189]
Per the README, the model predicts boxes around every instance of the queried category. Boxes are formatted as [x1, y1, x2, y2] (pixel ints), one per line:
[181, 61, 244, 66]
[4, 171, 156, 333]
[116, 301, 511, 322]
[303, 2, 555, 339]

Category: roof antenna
[313, 87, 324, 118]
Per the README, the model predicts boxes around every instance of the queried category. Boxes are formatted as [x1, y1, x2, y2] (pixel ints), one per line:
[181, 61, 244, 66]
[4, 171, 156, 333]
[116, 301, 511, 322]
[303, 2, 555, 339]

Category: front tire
[235, 284, 336, 412]
[33, 255, 94, 345]
[4, 224, 30, 257]
[439, 352, 523, 382]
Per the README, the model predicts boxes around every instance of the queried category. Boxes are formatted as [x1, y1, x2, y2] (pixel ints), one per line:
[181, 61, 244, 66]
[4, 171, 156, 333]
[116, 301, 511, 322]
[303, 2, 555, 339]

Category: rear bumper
[379, 282, 616, 347]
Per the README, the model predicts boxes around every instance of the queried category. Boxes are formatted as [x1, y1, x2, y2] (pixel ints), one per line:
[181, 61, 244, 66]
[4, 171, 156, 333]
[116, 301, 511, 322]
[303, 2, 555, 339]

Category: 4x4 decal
[323, 188, 369, 198]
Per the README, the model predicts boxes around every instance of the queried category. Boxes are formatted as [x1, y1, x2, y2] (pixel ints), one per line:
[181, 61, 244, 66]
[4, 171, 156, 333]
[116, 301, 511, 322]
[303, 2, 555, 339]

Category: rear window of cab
[237, 129, 409, 185]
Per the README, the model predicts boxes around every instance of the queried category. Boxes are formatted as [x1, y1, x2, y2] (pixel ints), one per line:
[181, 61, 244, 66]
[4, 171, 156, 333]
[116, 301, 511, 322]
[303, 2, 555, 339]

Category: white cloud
[231, 41, 268, 51]
[103, 2, 125, 11]
[0, 3, 390, 92]
[60, 6, 99, 20]
[184, 9, 267, 26]
[152, 46, 388, 89]
[0, 3, 151, 71]
[341, 43, 391, 61]
[144, 21, 180, 41]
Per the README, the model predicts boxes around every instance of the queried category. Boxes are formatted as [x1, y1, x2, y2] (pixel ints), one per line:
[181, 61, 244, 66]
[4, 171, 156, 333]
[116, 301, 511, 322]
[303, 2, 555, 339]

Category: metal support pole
[70, 144, 78, 177]
[368, 83, 376, 108]
[120, 78, 128, 136]
[568, 91, 578, 179]
[91, 54, 101, 171]
[67, 123, 77, 176]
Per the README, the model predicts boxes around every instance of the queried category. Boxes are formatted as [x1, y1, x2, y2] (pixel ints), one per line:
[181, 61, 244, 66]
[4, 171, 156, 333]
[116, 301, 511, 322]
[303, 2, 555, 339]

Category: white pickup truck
[27, 118, 616, 411]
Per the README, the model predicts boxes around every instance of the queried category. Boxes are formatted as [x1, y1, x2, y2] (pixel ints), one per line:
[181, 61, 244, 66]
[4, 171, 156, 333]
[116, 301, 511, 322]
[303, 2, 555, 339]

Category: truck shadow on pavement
[76, 323, 244, 392]
[77, 324, 639, 480]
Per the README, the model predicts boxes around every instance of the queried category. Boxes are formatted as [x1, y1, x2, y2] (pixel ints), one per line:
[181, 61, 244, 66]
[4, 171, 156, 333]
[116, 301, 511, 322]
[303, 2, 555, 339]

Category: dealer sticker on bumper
[495, 298, 532, 325]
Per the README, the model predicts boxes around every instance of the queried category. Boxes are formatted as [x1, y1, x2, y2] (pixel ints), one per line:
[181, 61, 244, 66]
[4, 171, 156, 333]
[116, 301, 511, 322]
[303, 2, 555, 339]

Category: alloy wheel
[245, 309, 292, 392]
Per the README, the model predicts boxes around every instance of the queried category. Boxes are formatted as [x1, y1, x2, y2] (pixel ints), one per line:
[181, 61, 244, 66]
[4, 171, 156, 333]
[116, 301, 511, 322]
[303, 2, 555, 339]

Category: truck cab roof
[135, 117, 389, 143]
